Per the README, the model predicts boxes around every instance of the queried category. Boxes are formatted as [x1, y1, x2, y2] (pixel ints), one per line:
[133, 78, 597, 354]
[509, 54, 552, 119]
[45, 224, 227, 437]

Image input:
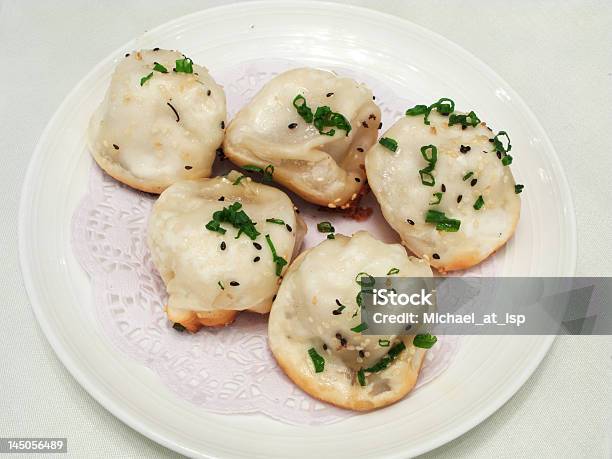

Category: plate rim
[18, 1, 575, 457]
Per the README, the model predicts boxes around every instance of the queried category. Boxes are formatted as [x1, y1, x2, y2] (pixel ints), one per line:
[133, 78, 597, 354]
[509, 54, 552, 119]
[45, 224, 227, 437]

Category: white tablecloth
[1, 1, 610, 457]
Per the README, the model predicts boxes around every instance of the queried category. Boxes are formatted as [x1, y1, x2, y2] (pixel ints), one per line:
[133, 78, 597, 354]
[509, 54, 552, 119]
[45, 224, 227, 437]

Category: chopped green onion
[405, 104, 429, 117]
[413, 334, 438, 349]
[174, 57, 193, 74]
[387, 268, 400, 275]
[462, 171, 474, 181]
[332, 299, 346, 315]
[206, 202, 260, 240]
[317, 221, 335, 233]
[355, 272, 375, 287]
[265, 234, 288, 276]
[357, 368, 366, 386]
[266, 218, 285, 225]
[232, 175, 248, 185]
[379, 137, 398, 152]
[492, 131, 512, 154]
[378, 339, 390, 347]
[515, 184, 524, 194]
[448, 110, 480, 128]
[474, 195, 485, 210]
[242, 164, 274, 182]
[313, 106, 352, 136]
[501, 155, 513, 166]
[308, 347, 325, 373]
[293, 94, 313, 123]
[205, 220, 226, 235]
[140, 72, 153, 86]
[365, 342, 406, 372]
[327, 233, 335, 239]
[405, 98, 456, 125]
[419, 144, 438, 186]
[153, 62, 168, 73]
[350, 322, 368, 333]
[425, 209, 461, 232]
[430, 192, 443, 205]
[433, 98, 455, 115]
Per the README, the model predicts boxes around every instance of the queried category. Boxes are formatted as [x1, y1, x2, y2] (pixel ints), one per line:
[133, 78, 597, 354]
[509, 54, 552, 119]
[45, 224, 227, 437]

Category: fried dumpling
[223, 68, 381, 208]
[89, 49, 226, 194]
[268, 231, 432, 411]
[365, 104, 521, 272]
[147, 171, 306, 332]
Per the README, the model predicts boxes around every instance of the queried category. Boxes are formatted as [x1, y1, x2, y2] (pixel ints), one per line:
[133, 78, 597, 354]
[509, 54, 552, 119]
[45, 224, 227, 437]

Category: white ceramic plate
[19, 2, 576, 458]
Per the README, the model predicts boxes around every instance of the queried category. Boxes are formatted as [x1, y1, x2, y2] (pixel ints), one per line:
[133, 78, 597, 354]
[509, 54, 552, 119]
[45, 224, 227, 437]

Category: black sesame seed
[407, 218, 415, 225]
[218, 196, 225, 201]
[335, 299, 342, 306]
[272, 294, 277, 301]
[432, 253, 440, 260]
[497, 151, 502, 159]
[285, 224, 292, 232]
[332, 310, 342, 316]
[230, 281, 240, 286]
[460, 145, 471, 153]
[470, 178, 478, 187]
[326, 92, 334, 97]
[153, 47, 160, 51]
[172, 322, 186, 332]
[355, 177, 361, 183]
[220, 121, 225, 129]
[358, 350, 365, 358]
[207, 89, 211, 96]
[441, 183, 446, 192]
[253, 256, 260, 262]
[361, 121, 369, 128]
[378, 122, 382, 129]
[288, 122, 298, 129]
[372, 95, 376, 100]
[323, 343, 328, 350]
[113, 144, 119, 150]
[184, 165, 192, 170]
[489, 138, 494, 143]
[220, 241, 226, 250]
[357, 147, 364, 152]
[336, 333, 342, 340]
[457, 194, 463, 203]
[125, 53, 130, 57]
[253, 242, 262, 250]
[340, 338, 347, 346]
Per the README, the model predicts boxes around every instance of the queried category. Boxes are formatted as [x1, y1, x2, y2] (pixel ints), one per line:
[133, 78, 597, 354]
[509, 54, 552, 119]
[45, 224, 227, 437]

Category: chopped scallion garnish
[515, 184, 524, 194]
[413, 334, 438, 349]
[293, 94, 313, 123]
[474, 195, 485, 210]
[313, 106, 352, 136]
[430, 192, 443, 205]
[140, 72, 153, 86]
[357, 368, 366, 386]
[425, 209, 461, 232]
[419, 144, 438, 186]
[317, 221, 335, 233]
[174, 57, 193, 74]
[387, 268, 400, 275]
[266, 218, 285, 225]
[378, 339, 390, 347]
[379, 137, 398, 152]
[265, 234, 287, 276]
[462, 171, 474, 181]
[308, 347, 325, 373]
[153, 62, 168, 73]
[364, 342, 406, 372]
[350, 322, 368, 333]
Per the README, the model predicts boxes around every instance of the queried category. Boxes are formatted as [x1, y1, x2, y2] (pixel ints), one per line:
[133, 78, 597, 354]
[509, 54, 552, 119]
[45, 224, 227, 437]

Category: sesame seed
[355, 177, 361, 183]
[407, 219, 415, 225]
[253, 242, 262, 250]
[230, 281, 240, 286]
[460, 145, 471, 153]
[336, 333, 342, 340]
[220, 121, 225, 129]
[253, 256, 260, 262]
[457, 194, 463, 203]
[361, 121, 369, 128]
[285, 224, 292, 232]
[326, 92, 334, 97]
[184, 165, 192, 170]
[358, 350, 365, 358]
[207, 89, 211, 96]
[432, 253, 440, 259]
[368, 114, 376, 120]
[218, 196, 225, 201]
[113, 144, 119, 150]
[471, 178, 478, 187]
[220, 241, 226, 250]
[288, 122, 298, 129]
[441, 184, 446, 192]
[378, 122, 383, 129]
[357, 147, 364, 152]
[153, 47, 159, 51]
[323, 344, 328, 350]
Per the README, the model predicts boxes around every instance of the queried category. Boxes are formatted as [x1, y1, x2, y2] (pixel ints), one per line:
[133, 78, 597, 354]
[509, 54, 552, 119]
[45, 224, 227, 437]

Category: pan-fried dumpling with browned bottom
[366, 100, 521, 272]
[89, 49, 226, 193]
[223, 68, 381, 208]
[268, 231, 432, 411]
[147, 171, 306, 332]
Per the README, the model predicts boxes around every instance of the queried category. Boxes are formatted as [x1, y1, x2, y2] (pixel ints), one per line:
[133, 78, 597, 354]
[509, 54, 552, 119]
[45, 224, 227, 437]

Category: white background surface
[1, 0, 610, 457]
